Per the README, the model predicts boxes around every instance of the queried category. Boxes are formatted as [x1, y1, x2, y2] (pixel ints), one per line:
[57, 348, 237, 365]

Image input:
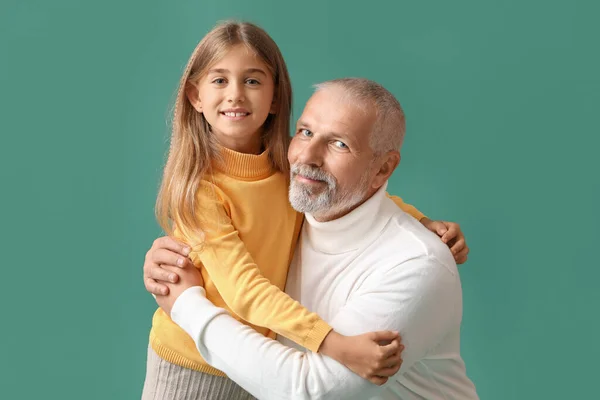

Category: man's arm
[171, 257, 459, 400]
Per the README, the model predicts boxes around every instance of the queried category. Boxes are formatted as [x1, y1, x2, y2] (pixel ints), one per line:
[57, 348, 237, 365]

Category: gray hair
[313, 78, 405, 155]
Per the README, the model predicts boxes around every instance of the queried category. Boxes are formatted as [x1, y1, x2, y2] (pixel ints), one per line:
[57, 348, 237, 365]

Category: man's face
[288, 88, 378, 221]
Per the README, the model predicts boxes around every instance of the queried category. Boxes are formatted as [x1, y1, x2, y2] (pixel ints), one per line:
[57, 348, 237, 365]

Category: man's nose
[296, 139, 324, 167]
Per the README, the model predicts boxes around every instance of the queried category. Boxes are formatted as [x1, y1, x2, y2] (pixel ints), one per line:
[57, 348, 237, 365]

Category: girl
[142, 21, 465, 400]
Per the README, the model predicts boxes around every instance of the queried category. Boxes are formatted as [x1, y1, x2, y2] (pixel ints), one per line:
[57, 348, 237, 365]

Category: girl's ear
[270, 95, 277, 114]
[185, 82, 203, 112]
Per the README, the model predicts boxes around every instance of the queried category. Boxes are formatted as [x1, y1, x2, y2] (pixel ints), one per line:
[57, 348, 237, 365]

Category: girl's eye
[333, 141, 348, 149]
[212, 78, 226, 84]
[246, 78, 260, 85]
[300, 129, 313, 137]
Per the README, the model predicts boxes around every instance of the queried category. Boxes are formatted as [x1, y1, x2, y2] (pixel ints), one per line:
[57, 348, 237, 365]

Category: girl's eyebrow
[208, 68, 267, 76]
[245, 68, 267, 76]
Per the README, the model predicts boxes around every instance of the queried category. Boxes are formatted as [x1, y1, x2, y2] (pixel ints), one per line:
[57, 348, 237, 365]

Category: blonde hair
[314, 78, 405, 155]
[156, 21, 293, 240]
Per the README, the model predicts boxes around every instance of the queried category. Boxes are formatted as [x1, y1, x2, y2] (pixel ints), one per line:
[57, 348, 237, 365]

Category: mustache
[290, 164, 336, 187]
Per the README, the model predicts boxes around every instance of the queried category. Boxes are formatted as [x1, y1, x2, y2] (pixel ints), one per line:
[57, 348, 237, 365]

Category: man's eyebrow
[330, 131, 357, 147]
[295, 120, 356, 145]
[296, 119, 311, 129]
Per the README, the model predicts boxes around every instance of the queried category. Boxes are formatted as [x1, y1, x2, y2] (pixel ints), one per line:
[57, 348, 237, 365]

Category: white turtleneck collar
[303, 182, 394, 255]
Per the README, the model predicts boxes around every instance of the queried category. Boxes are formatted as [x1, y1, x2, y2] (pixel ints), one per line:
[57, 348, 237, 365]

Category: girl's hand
[420, 218, 469, 264]
[319, 330, 404, 385]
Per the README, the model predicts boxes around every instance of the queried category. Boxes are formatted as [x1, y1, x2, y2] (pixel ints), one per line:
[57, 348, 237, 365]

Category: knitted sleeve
[175, 181, 331, 353]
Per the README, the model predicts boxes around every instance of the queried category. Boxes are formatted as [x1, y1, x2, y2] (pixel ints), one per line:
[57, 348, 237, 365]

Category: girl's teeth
[224, 112, 248, 117]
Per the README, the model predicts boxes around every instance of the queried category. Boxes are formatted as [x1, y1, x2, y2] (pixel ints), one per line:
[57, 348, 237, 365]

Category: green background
[1, 0, 598, 398]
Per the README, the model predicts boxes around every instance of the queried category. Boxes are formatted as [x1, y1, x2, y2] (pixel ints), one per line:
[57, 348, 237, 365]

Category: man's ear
[371, 150, 401, 189]
[185, 82, 202, 112]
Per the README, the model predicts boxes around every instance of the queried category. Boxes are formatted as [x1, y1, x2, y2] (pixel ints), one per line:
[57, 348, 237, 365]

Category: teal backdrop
[1, 0, 598, 398]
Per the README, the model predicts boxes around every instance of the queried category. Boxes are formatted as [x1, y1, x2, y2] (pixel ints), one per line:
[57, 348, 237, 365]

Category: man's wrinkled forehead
[298, 88, 376, 143]
[299, 89, 364, 130]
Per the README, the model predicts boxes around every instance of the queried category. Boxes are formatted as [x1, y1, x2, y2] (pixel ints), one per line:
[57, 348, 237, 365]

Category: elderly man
[144, 78, 478, 399]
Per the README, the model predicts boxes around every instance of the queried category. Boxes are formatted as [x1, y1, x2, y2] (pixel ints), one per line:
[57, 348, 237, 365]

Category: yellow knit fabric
[149, 147, 328, 376]
[149, 146, 426, 376]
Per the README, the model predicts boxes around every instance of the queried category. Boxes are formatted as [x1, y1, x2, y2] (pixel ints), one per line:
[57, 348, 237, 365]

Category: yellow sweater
[149, 146, 425, 376]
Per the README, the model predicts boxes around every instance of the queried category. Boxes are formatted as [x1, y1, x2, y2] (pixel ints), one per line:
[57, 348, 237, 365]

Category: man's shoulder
[369, 198, 457, 275]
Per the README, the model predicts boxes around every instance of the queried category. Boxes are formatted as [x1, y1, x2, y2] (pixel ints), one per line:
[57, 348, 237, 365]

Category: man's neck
[302, 182, 391, 254]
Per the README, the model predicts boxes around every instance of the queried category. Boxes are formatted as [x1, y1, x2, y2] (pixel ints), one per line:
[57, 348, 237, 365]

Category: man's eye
[300, 129, 313, 137]
[334, 141, 348, 149]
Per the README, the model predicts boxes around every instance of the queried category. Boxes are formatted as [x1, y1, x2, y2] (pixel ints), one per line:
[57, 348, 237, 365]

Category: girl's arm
[174, 182, 398, 382]
[386, 193, 425, 221]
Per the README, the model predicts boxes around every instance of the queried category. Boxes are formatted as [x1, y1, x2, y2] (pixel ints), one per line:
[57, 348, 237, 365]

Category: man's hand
[319, 330, 404, 385]
[155, 263, 205, 316]
[420, 218, 469, 264]
[143, 236, 195, 296]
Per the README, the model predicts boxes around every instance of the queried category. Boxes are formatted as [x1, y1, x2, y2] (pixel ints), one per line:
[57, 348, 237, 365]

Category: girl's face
[187, 44, 276, 154]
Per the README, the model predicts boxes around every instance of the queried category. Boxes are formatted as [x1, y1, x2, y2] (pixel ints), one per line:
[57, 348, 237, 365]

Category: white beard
[288, 163, 372, 218]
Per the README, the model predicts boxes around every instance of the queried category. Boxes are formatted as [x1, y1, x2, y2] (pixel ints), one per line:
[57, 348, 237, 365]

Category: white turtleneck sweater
[171, 183, 479, 400]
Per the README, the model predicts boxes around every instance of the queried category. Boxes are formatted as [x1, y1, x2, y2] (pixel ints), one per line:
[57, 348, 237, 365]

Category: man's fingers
[163, 264, 185, 274]
[152, 236, 191, 257]
[150, 248, 194, 269]
[145, 278, 169, 296]
[148, 265, 179, 283]
[162, 264, 205, 287]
